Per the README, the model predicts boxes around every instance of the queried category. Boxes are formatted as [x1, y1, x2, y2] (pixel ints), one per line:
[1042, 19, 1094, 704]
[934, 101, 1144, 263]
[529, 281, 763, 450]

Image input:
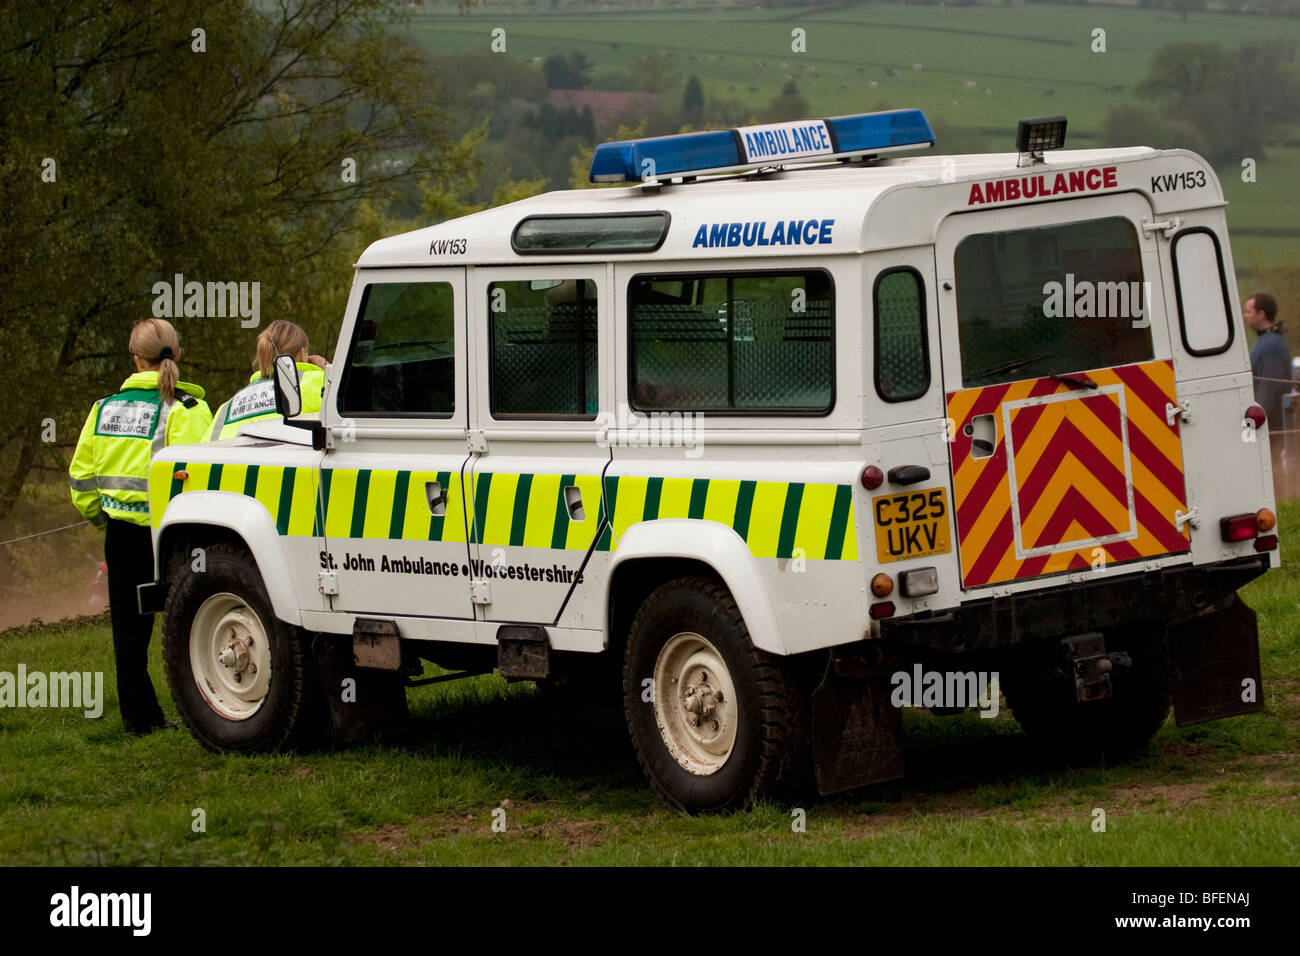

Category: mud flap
[312, 634, 410, 744]
[1169, 595, 1264, 727]
[811, 658, 905, 796]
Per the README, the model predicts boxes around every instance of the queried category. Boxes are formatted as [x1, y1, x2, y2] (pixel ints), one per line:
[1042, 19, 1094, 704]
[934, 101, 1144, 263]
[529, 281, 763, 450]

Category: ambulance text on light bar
[589, 108, 935, 184]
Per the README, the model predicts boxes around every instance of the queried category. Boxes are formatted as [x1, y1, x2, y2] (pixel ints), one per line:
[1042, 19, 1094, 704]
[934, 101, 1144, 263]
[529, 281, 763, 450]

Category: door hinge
[318, 570, 338, 595]
[1165, 400, 1191, 426]
[1174, 508, 1199, 533]
[470, 578, 491, 605]
[467, 430, 488, 453]
[1142, 216, 1185, 240]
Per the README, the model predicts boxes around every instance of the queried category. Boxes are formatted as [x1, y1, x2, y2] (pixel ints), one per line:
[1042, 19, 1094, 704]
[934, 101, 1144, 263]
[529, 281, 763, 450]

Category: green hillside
[413, 2, 1300, 267]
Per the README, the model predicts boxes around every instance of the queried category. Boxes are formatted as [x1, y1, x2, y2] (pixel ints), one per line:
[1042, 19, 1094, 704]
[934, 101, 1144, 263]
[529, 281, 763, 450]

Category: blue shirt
[1250, 327, 1293, 429]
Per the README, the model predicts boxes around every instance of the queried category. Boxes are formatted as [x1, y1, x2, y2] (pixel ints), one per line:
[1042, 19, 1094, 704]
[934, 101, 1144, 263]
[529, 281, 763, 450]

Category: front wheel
[623, 576, 809, 812]
[163, 542, 324, 753]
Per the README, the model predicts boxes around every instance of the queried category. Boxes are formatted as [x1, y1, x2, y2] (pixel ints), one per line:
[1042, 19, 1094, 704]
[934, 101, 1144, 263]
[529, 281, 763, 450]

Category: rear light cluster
[900, 567, 938, 597]
[1220, 509, 1277, 552]
[869, 602, 894, 620]
[868, 567, 939, 622]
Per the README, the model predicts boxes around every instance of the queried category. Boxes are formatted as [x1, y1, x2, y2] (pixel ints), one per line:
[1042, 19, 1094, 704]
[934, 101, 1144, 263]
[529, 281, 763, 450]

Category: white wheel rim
[652, 631, 739, 776]
[189, 592, 272, 721]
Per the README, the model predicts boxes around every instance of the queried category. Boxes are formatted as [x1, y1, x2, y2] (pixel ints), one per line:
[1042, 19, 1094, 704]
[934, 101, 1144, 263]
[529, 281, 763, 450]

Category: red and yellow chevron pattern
[946, 360, 1189, 588]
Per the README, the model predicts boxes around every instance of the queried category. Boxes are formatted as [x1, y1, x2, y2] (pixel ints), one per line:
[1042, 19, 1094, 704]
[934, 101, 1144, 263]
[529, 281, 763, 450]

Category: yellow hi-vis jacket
[205, 363, 325, 441]
[69, 371, 213, 528]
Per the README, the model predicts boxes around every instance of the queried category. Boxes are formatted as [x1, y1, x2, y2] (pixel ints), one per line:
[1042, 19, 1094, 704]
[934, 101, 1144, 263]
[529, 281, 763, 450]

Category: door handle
[426, 481, 446, 516]
[887, 465, 930, 485]
[564, 485, 585, 521]
[967, 413, 995, 460]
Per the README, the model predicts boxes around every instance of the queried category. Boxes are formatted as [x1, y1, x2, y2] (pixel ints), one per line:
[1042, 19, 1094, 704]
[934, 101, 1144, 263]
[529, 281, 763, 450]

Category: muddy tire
[623, 576, 810, 812]
[162, 542, 324, 753]
[1005, 632, 1171, 762]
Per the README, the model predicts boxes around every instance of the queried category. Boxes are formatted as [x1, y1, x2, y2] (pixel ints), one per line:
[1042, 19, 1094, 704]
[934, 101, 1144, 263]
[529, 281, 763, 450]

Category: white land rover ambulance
[143, 111, 1277, 811]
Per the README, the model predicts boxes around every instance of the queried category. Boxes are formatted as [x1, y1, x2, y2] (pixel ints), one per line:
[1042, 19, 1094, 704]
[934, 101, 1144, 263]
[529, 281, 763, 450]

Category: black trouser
[104, 517, 166, 733]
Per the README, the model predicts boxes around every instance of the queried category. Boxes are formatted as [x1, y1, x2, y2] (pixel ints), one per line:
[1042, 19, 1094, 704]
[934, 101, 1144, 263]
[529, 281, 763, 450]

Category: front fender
[154, 491, 303, 627]
[607, 519, 786, 655]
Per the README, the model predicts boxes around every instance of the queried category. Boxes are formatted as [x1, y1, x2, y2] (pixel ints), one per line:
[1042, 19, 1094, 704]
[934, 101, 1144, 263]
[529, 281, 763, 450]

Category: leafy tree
[1134, 42, 1233, 106]
[626, 51, 682, 97]
[681, 75, 705, 124]
[1134, 39, 1300, 165]
[1098, 104, 1176, 150]
[0, 0, 470, 523]
[764, 80, 811, 122]
[430, 51, 548, 134]
[543, 51, 594, 89]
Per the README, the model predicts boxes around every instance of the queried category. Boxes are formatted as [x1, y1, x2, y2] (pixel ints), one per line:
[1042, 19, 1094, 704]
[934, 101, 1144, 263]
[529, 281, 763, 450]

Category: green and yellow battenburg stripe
[150, 463, 859, 561]
[149, 459, 318, 536]
[596, 475, 856, 560]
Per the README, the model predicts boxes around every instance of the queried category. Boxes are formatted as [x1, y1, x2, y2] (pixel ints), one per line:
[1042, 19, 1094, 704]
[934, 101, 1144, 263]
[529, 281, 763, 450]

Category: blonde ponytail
[157, 356, 179, 404]
[255, 320, 309, 378]
[129, 318, 183, 404]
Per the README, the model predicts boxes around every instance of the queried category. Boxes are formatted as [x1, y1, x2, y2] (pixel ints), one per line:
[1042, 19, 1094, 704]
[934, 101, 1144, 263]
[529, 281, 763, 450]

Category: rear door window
[488, 278, 598, 418]
[954, 217, 1153, 386]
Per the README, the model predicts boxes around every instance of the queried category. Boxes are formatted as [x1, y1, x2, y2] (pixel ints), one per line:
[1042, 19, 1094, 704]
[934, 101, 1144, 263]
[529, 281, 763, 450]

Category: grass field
[1, 500, 1297, 866]
[414, 2, 1300, 267]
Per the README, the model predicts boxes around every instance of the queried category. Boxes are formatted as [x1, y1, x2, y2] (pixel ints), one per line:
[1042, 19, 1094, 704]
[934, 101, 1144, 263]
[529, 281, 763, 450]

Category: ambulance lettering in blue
[691, 219, 834, 248]
[742, 124, 830, 160]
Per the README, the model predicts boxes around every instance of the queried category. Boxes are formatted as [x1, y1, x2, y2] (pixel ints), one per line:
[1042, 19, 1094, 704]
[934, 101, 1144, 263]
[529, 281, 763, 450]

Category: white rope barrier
[0, 521, 88, 548]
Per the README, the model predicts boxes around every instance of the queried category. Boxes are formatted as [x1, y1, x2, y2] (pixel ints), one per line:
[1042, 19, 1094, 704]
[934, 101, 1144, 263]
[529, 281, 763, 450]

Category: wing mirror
[273, 353, 302, 418]
[272, 352, 326, 450]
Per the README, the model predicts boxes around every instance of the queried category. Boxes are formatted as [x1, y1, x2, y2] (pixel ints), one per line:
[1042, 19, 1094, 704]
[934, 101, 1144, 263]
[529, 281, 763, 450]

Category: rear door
[465, 266, 611, 625]
[936, 194, 1192, 589]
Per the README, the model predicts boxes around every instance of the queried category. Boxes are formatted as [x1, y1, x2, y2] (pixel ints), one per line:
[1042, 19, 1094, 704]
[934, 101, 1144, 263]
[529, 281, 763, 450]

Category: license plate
[872, 488, 951, 563]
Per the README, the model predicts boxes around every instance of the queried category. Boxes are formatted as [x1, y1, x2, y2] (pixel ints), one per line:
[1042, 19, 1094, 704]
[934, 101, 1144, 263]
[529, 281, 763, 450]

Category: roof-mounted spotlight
[1016, 114, 1067, 167]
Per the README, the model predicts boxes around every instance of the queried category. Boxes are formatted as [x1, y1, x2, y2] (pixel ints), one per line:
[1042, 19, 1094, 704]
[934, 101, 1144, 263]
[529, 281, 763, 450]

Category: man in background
[1245, 292, 1293, 498]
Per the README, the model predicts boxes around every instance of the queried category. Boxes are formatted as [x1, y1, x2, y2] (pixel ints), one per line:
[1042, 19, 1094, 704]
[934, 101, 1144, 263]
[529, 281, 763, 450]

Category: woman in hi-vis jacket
[69, 318, 212, 735]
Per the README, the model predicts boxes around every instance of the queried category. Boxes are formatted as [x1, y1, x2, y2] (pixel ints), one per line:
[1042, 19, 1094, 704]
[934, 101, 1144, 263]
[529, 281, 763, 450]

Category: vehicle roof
[357, 146, 1221, 268]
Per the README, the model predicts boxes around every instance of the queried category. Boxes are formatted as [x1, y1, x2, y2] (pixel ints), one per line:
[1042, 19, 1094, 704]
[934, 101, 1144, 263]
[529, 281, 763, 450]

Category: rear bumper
[880, 556, 1269, 652]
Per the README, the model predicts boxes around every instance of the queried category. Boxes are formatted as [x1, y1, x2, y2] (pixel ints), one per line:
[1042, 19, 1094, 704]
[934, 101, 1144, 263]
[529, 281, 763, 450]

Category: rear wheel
[1005, 632, 1171, 762]
[163, 542, 324, 753]
[623, 576, 809, 812]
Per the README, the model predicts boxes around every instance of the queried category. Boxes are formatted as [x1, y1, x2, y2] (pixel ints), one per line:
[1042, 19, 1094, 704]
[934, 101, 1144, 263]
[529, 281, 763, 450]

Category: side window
[489, 278, 598, 418]
[628, 270, 833, 413]
[1172, 228, 1234, 356]
[339, 282, 455, 416]
[874, 268, 929, 401]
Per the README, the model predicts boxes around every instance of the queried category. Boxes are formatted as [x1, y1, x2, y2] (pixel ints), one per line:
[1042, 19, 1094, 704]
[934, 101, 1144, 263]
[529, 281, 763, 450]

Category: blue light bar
[589, 108, 934, 184]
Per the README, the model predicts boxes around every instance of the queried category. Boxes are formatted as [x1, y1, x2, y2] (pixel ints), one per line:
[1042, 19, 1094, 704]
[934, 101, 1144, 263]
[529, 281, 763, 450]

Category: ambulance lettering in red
[967, 166, 1118, 206]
